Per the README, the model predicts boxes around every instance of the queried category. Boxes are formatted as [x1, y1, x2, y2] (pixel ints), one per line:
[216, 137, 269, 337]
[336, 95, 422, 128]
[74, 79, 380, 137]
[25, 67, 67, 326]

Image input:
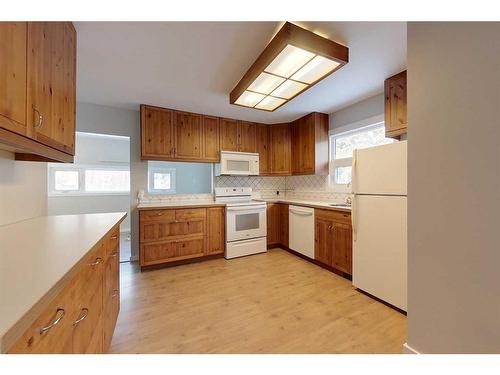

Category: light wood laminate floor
[110, 249, 406, 353]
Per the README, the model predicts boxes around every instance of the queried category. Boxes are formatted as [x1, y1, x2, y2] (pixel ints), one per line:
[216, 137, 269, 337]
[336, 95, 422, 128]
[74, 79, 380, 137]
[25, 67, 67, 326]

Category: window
[48, 165, 130, 196]
[330, 122, 395, 191]
[148, 166, 176, 194]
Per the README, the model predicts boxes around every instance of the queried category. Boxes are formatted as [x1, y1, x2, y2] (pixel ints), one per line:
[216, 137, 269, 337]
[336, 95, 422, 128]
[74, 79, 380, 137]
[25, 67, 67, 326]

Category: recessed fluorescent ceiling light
[271, 80, 308, 99]
[230, 22, 348, 112]
[247, 72, 286, 94]
[291, 55, 341, 84]
[255, 96, 286, 111]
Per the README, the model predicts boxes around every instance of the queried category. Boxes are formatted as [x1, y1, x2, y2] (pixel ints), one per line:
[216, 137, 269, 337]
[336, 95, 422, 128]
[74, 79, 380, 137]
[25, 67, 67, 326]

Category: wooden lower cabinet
[266, 203, 289, 248]
[314, 209, 352, 275]
[8, 225, 121, 354]
[139, 206, 225, 268]
[279, 203, 289, 247]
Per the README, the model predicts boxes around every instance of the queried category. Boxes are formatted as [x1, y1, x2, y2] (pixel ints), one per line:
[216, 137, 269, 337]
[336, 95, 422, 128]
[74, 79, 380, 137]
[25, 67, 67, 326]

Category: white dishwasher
[288, 205, 315, 259]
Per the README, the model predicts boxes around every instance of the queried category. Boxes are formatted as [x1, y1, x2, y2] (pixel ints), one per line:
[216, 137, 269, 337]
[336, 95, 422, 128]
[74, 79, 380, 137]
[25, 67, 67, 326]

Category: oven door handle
[226, 205, 266, 212]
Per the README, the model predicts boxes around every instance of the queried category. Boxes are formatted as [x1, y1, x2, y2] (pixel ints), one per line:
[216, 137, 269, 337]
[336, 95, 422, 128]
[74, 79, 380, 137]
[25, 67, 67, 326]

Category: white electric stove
[214, 187, 267, 259]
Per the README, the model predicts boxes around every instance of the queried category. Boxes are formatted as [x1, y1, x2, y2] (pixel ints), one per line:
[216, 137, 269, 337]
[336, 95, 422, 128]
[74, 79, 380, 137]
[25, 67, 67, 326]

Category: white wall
[0, 150, 47, 226]
[47, 132, 131, 232]
[329, 93, 384, 132]
[407, 22, 500, 353]
[76, 102, 144, 260]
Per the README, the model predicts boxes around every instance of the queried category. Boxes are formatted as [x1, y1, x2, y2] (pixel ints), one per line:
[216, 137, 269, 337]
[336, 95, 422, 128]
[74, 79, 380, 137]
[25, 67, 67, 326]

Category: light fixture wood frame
[230, 22, 349, 112]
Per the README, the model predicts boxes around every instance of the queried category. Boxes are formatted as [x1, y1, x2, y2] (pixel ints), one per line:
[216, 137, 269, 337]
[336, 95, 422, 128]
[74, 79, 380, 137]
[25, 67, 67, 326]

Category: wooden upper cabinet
[270, 123, 291, 175]
[220, 118, 239, 152]
[173, 111, 203, 160]
[291, 112, 329, 175]
[385, 70, 407, 138]
[238, 121, 257, 153]
[141, 105, 174, 159]
[256, 124, 271, 175]
[27, 22, 76, 155]
[201, 115, 220, 162]
[0, 22, 27, 136]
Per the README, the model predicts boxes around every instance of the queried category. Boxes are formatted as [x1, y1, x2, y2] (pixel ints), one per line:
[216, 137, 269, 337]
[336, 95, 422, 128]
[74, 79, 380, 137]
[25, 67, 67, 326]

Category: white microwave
[216, 151, 259, 176]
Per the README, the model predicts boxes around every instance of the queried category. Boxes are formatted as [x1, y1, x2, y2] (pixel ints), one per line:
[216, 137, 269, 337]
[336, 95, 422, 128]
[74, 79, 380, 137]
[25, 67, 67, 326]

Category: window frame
[147, 167, 177, 195]
[48, 164, 130, 197]
[329, 121, 391, 192]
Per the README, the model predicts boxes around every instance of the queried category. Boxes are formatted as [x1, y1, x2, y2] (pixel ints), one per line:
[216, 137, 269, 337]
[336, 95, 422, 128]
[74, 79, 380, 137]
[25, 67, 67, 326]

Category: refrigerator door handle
[352, 194, 357, 241]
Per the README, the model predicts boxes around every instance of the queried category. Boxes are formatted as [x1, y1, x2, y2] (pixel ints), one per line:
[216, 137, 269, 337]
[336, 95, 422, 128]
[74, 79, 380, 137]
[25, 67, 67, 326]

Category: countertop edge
[137, 202, 226, 210]
[257, 199, 352, 213]
[0, 212, 127, 354]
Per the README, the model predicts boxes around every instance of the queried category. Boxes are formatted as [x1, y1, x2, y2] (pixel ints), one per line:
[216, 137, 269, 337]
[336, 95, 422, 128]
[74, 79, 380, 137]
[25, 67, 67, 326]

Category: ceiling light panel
[291, 55, 341, 84]
[255, 96, 286, 111]
[235, 91, 266, 107]
[230, 22, 349, 111]
[247, 72, 286, 95]
[271, 79, 308, 99]
[264, 45, 315, 78]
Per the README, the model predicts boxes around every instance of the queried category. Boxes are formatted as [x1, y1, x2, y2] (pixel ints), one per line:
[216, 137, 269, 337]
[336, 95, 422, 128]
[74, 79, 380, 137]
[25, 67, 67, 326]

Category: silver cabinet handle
[40, 308, 65, 334]
[110, 235, 118, 240]
[111, 251, 118, 257]
[112, 290, 119, 297]
[33, 107, 43, 128]
[89, 257, 103, 266]
[73, 308, 89, 326]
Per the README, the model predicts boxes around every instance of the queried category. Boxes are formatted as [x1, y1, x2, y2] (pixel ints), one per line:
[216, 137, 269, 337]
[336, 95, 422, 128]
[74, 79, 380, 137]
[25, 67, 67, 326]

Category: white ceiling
[75, 22, 406, 123]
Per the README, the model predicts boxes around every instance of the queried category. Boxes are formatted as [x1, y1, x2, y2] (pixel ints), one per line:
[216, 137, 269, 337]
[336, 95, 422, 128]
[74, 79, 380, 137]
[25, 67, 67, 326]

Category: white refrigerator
[352, 141, 407, 311]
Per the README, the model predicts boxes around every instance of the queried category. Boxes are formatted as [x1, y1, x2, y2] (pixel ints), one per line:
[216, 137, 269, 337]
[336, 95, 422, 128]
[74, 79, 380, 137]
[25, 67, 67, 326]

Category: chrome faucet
[345, 196, 352, 206]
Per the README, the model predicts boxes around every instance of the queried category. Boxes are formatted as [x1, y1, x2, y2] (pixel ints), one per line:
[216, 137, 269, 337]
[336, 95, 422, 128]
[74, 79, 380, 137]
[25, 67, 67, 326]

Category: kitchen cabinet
[256, 124, 271, 175]
[8, 224, 121, 354]
[206, 207, 225, 255]
[270, 123, 291, 175]
[384, 70, 407, 138]
[173, 111, 203, 160]
[278, 203, 289, 247]
[238, 121, 257, 153]
[291, 112, 329, 175]
[0, 21, 76, 163]
[314, 209, 352, 275]
[266, 203, 280, 246]
[220, 118, 257, 153]
[139, 206, 225, 269]
[201, 115, 220, 162]
[141, 105, 174, 159]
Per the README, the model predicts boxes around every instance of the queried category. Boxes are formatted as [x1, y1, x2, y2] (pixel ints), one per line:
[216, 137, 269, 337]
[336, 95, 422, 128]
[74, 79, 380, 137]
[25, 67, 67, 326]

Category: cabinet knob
[33, 107, 43, 128]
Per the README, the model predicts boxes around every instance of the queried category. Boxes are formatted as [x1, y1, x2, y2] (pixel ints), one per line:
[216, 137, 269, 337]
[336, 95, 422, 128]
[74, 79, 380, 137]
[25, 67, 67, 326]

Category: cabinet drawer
[175, 208, 206, 221]
[315, 208, 351, 224]
[141, 219, 205, 242]
[141, 237, 205, 265]
[140, 209, 175, 222]
[72, 281, 103, 354]
[106, 225, 120, 257]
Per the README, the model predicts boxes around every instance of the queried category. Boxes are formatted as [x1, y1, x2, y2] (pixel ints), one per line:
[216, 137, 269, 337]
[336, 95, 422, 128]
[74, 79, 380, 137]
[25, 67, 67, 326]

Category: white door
[352, 195, 407, 311]
[352, 141, 407, 195]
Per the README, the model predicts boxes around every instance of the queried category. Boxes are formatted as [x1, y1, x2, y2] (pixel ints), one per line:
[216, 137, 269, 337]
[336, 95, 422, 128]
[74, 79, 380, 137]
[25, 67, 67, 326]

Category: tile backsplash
[215, 174, 351, 203]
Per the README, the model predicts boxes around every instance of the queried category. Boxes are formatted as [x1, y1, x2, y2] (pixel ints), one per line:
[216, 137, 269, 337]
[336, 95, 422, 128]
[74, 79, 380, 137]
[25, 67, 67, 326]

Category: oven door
[226, 205, 267, 242]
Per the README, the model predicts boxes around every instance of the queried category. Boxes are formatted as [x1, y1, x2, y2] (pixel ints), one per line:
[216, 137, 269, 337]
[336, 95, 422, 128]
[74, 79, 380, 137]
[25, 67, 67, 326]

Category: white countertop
[258, 198, 352, 212]
[137, 200, 225, 210]
[0, 212, 126, 351]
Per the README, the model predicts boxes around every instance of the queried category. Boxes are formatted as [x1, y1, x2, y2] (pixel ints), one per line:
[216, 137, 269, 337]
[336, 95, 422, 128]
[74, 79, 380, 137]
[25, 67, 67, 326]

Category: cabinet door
[72, 283, 104, 354]
[206, 207, 225, 255]
[279, 203, 289, 247]
[270, 123, 291, 175]
[385, 71, 407, 137]
[238, 121, 257, 153]
[202, 115, 220, 161]
[298, 114, 316, 174]
[314, 217, 333, 266]
[103, 250, 120, 352]
[0, 22, 27, 136]
[291, 120, 301, 174]
[256, 124, 271, 175]
[141, 105, 174, 159]
[173, 111, 203, 160]
[220, 118, 239, 151]
[332, 221, 352, 274]
[27, 22, 76, 155]
[267, 203, 280, 246]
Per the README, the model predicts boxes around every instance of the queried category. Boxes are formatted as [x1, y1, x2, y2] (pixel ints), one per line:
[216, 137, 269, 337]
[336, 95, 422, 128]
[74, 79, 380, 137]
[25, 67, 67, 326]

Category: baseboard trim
[403, 343, 420, 354]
